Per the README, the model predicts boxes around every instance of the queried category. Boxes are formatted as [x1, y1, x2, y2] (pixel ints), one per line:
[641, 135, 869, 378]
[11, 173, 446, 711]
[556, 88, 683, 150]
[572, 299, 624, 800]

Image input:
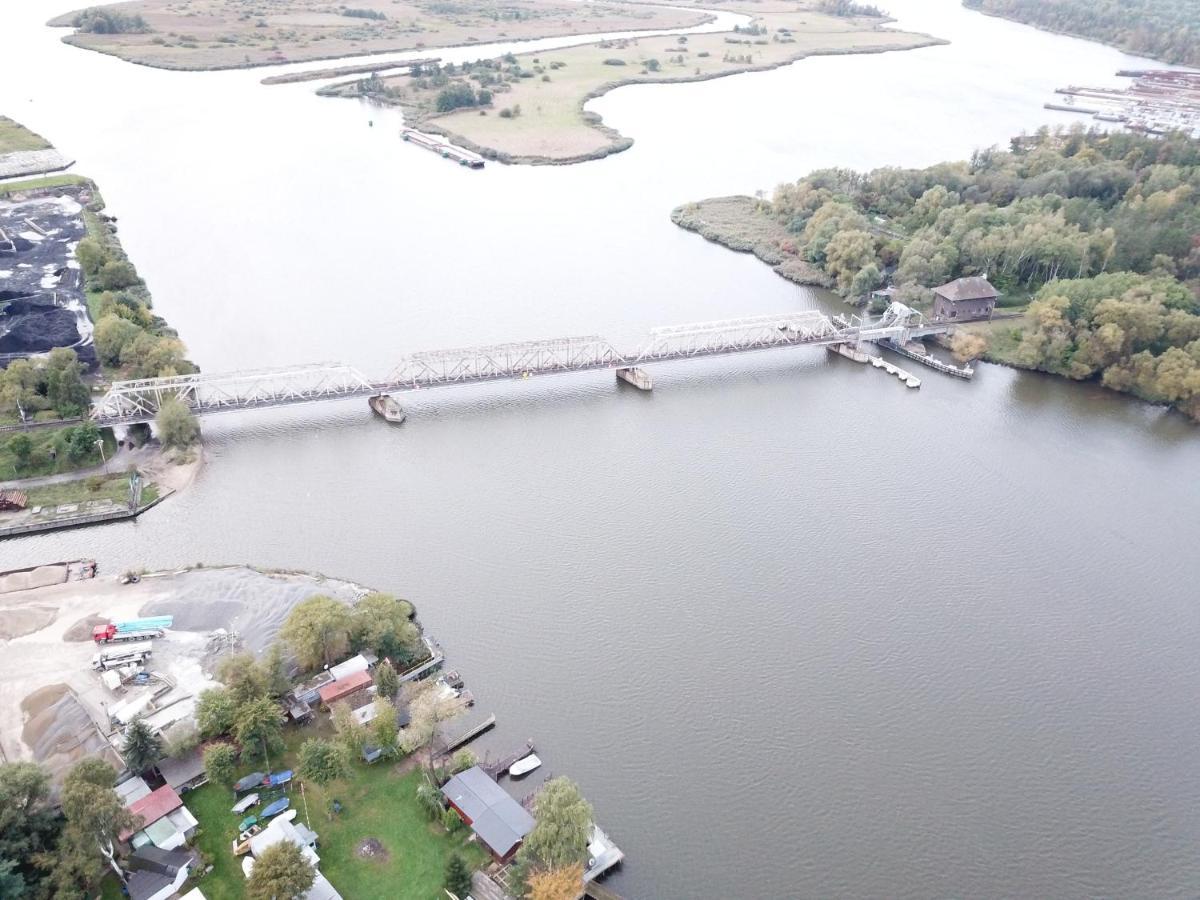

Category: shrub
[602, 58, 626, 66]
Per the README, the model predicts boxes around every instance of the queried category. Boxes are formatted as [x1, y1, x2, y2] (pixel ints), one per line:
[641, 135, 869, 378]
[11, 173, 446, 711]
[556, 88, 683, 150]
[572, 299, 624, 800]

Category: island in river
[324, 0, 943, 164]
[47, 0, 710, 70]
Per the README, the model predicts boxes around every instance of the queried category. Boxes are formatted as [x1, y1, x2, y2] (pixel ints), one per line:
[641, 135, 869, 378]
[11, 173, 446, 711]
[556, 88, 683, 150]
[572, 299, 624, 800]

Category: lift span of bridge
[92, 302, 948, 426]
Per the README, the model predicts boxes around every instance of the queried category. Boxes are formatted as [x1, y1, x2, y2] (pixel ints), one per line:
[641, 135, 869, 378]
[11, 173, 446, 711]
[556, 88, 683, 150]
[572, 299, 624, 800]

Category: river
[2, 1, 1199, 897]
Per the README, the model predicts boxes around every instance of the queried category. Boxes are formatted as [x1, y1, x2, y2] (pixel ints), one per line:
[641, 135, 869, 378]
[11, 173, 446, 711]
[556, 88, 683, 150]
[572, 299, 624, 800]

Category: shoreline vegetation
[323, 1, 943, 165]
[673, 127, 1200, 423]
[46, 0, 710, 71]
[961, 0, 1200, 69]
[0, 123, 203, 524]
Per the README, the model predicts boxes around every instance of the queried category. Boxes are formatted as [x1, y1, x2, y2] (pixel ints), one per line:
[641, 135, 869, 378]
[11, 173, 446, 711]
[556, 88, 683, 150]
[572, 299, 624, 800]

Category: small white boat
[508, 753, 542, 777]
[241, 856, 255, 879]
[231, 793, 259, 814]
[273, 809, 298, 825]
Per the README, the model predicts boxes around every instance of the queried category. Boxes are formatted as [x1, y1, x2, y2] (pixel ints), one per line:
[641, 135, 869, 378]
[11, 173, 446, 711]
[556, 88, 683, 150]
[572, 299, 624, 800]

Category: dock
[442, 712, 496, 752]
[483, 740, 535, 779]
[870, 355, 920, 388]
[401, 128, 485, 168]
[876, 338, 973, 379]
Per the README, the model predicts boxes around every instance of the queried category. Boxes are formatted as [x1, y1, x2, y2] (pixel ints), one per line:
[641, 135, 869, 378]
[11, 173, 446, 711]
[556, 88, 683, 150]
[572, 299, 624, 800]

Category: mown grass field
[182, 727, 485, 899]
[0, 428, 117, 481]
[0, 116, 51, 154]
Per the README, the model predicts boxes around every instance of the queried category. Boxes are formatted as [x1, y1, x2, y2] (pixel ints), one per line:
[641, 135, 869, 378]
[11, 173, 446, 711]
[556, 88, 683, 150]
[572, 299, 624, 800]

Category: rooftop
[932, 276, 998, 302]
[441, 766, 534, 859]
[156, 748, 206, 790]
[122, 785, 183, 841]
[318, 669, 372, 706]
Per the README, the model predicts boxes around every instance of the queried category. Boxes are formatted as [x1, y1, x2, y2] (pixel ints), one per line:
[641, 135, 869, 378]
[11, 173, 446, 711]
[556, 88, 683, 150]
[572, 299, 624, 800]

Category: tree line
[762, 126, 1200, 419]
[963, 0, 1200, 68]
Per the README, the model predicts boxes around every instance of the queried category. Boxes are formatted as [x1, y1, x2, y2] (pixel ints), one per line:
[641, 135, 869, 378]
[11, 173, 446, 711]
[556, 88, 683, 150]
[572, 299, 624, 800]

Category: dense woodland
[963, 0, 1200, 68]
[767, 127, 1200, 419]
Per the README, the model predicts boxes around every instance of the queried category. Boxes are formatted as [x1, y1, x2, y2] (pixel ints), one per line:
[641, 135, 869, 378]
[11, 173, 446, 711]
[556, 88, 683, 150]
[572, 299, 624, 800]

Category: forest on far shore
[963, 0, 1200, 68]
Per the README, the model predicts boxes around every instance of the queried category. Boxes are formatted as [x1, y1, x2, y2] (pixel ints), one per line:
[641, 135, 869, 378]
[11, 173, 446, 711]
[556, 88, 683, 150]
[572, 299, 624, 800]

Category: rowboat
[233, 772, 265, 793]
[241, 856, 255, 878]
[261, 797, 290, 818]
[231, 793, 259, 814]
[508, 753, 542, 777]
[238, 815, 257, 832]
[274, 809, 298, 824]
[265, 770, 293, 787]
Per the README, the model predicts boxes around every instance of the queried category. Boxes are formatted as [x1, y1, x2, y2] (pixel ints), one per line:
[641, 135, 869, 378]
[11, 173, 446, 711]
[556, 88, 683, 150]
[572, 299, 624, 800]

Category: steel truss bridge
[93, 302, 947, 426]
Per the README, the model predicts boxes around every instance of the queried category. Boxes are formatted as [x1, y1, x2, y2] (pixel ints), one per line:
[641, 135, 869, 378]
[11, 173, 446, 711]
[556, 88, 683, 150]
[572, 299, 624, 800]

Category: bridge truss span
[381, 336, 627, 389]
[633, 311, 845, 362]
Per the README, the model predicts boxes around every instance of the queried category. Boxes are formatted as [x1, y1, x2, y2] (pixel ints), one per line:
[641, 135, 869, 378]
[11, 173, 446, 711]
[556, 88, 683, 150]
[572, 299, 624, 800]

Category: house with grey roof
[931, 276, 999, 321]
[441, 766, 535, 862]
[125, 845, 198, 900]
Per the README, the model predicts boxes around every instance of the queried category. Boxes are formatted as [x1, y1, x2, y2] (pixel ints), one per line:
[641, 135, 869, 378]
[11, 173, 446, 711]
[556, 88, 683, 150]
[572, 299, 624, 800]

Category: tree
[217, 652, 273, 706]
[121, 717, 163, 775]
[197, 686, 237, 737]
[233, 696, 285, 764]
[60, 759, 133, 884]
[97, 259, 139, 292]
[415, 778, 443, 821]
[374, 658, 400, 701]
[0, 762, 60, 899]
[528, 864, 585, 900]
[281, 595, 351, 669]
[370, 702, 399, 757]
[450, 748, 476, 774]
[45, 348, 91, 418]
[445, 853, 473, 898]
[66, 421, 101, 463]
[350, 593, 419, 663]
[245, 840, 315, 900]
[162, 721, 200, 759]
[203, 743, 239, 788]
[74, 237, 107, 276]
[94, 314, 143, 367]
[330, 701, 365, 753]
[950, 331, 989, 362]
[298, 739, 351, 786]
[518, 778, 593, 871]
[263, 643, 293, 698]
[399, 679, 468, 754]
[155, 398, 200, 449]
[7, 434, 32, 471]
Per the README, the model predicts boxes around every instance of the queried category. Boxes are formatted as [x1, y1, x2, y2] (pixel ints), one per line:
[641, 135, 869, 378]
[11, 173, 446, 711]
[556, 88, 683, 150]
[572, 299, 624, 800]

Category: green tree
[445, 853, 472, 898]
[217, 652, 273, 706]
[203, 743, 239, 788]
[7, 434, 32, 471]
[297, 738, 351, 786]
[350, 593, 419, 663]
[518, 778, 593, 871]
[45, 348, 91, 418]
[370, 702, 399, 757]
[97, 259, 139, 291]
[245, 840, 315, 900]
[60, 758, 133, 884]
[197, 686, 237, 737]
[93, 314, 143, 367]
[74, 237, 108, 276]
[330, 701, 365, 753]
[0, 761, 60, 899]
[233, 696, 285, 764]
[281, 595, 351, 669]
[374, 658, 400, 701]
[155, 398, 200, 449]
[66, 422, 101, 463]
[121, 717, 163, 775]
[415, 779, 443, 821]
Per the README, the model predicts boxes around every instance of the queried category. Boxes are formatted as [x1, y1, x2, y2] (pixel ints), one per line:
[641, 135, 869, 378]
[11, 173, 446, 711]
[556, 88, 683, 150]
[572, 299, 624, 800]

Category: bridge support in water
[615, 367, 653, 391]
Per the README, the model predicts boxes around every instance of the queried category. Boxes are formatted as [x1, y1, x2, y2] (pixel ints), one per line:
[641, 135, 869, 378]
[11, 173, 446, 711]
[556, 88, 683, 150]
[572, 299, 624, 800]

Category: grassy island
[48, 0, 709, 71]
[328, 0, 941, 164]
[674, 127, 1200, 422]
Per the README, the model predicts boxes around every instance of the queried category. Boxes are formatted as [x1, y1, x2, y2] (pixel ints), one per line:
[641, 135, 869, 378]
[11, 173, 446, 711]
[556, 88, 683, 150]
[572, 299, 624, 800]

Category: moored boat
[233, 772, 265, 793]
[261, 797, 291, 818]
[509, 753, 542, 777]
[369, 393, 406, 423]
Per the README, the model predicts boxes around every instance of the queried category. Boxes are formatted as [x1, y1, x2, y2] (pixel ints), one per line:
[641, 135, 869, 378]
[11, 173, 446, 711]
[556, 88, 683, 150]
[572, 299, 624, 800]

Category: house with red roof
[317, 669, 373, 707]
[118, 782, 199, 851]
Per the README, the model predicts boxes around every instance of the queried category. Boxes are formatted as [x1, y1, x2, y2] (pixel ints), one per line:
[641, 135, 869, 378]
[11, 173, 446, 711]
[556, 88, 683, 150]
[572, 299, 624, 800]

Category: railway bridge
[91, 302, 947, 426]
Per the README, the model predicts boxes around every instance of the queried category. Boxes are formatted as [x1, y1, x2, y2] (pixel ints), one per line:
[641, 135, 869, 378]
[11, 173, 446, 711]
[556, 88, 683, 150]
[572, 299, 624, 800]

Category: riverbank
[328, 3, 943, 164]
[671, 195, 832, 287]
[0, 116, 73, 179]
[47, 0, 708, 71]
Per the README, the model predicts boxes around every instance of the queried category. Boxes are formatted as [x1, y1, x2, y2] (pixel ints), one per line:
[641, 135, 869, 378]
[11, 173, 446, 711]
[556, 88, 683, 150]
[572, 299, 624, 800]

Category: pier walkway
[92, 302, 948, 426]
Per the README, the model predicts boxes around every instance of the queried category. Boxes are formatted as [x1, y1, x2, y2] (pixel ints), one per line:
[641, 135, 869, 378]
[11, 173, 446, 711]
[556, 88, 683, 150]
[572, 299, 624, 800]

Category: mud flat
[0, 565, 367, 772]
[48, 0, 708, 71]
[335, 2, 943, 164]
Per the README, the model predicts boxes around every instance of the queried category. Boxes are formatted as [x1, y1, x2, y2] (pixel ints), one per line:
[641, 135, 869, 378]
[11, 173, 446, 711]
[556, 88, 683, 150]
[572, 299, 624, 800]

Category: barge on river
[401, 128, 485, 168]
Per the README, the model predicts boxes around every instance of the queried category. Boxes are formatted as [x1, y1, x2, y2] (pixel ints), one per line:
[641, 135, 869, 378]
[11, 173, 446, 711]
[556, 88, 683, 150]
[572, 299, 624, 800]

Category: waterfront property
[442, 766, 536, 862]
[931, 277, 999, 321]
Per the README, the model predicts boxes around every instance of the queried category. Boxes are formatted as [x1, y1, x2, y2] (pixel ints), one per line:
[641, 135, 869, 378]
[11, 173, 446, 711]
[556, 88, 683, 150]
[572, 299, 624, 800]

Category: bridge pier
[615, 367, 653, 391]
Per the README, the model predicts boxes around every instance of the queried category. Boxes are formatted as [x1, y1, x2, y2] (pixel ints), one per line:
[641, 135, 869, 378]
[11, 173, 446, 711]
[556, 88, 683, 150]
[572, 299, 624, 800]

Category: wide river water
[3, 1, 1200, 897]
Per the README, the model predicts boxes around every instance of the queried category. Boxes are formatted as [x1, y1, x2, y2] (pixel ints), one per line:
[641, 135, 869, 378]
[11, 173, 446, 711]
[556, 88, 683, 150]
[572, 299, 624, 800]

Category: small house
[121, 784, 199, 850]
[125, 846, 198, 900]
[441, 766, 535, 862]
[931, 276, 998, 321]
[156, 748, 208, 793]
[317, 669, 373, 707]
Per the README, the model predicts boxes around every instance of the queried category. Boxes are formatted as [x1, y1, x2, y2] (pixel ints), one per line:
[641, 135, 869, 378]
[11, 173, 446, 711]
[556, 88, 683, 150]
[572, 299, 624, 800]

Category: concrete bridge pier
[616, 367, 653, 391]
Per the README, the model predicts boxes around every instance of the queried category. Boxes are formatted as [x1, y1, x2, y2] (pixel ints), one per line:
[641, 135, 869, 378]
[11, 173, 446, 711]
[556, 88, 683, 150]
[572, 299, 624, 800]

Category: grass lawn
[958, 315, 1029, 365]
[0, 116, 51, 154]
[0, 174, 86, 197]
[24, 473, 137, 507]
[0, 426, 117, 481]
[186, 730, 485, 900]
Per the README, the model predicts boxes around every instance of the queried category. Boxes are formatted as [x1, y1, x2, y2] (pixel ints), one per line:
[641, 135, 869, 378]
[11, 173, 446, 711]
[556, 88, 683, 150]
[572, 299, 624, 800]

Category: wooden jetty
[484, 740, 535, 778]
[443, 712, 496, 752]
[876, 338, 973, 379]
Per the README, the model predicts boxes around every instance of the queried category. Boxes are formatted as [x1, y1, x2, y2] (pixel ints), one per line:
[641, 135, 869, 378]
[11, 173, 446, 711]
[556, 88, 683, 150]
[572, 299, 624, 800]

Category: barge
[401, 128, 485, 168]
